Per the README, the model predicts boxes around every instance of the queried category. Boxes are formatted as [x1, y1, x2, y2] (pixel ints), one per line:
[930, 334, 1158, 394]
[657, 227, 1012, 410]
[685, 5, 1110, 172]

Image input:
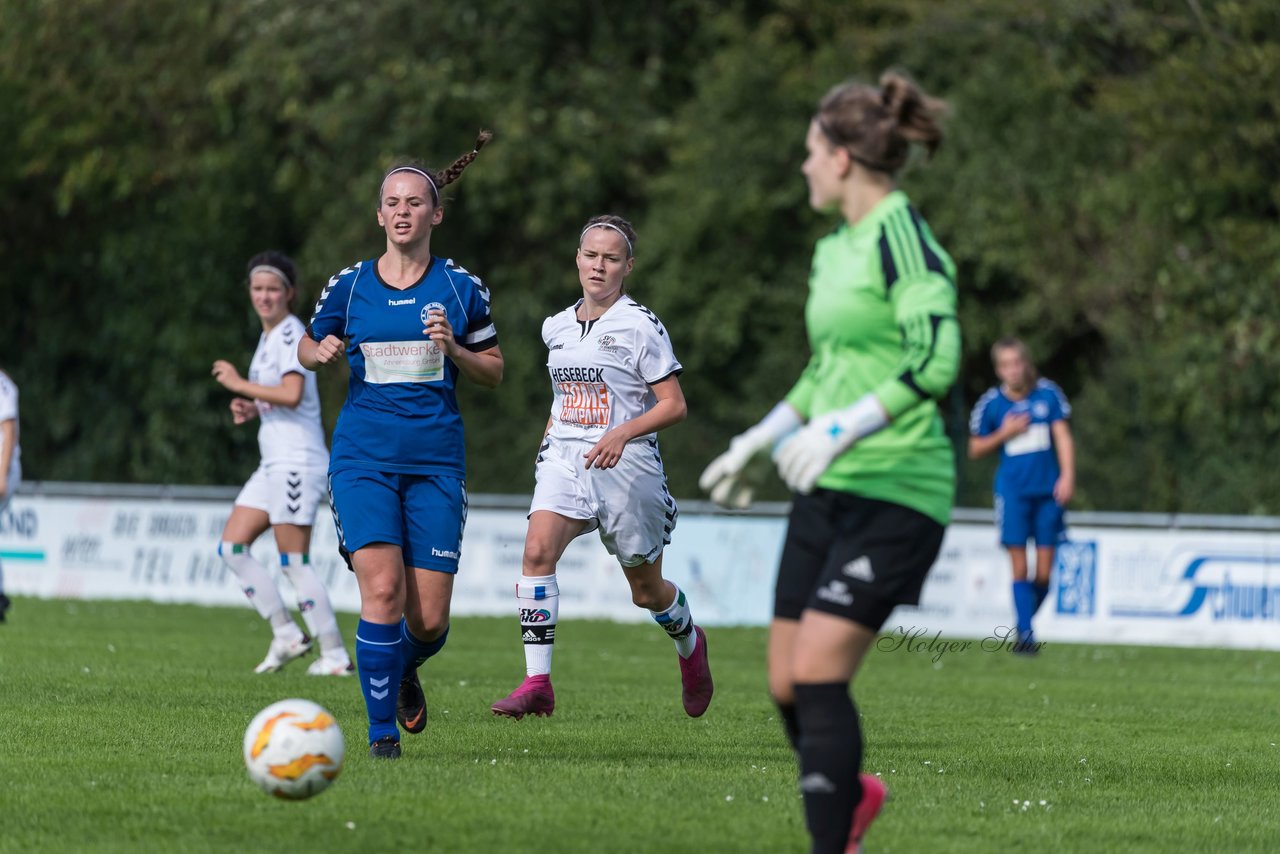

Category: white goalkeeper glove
[698, 403, 803, 509]
[773, 395, 889, 494]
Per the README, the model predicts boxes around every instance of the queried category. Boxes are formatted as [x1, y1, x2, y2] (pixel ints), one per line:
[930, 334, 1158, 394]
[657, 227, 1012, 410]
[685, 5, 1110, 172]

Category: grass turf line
[0, 598, 1277, 852]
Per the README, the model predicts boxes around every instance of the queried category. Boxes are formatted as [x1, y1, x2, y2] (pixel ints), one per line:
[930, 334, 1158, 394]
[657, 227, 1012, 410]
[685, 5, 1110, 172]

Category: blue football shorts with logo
[994, 492, 1065, 548]
[774, 489, 945, 631]
[327, 468, 467, 572]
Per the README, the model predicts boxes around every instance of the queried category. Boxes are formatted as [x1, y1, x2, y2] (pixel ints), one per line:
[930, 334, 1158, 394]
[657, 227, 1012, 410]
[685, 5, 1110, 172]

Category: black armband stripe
[897, 370, 929, 401]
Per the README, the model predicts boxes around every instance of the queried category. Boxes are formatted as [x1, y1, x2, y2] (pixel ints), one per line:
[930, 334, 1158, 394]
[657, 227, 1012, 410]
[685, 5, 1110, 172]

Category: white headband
[580, 222, 633, 256]
[382, 166, 440, 204]
[249, 265, 293, 287]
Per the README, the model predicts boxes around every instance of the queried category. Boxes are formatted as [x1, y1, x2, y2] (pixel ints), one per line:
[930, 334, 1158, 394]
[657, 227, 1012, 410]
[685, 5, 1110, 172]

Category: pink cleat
[678, 626, 714, 717]
[846, 773, 889, 854]
[491, 674, 555, 720]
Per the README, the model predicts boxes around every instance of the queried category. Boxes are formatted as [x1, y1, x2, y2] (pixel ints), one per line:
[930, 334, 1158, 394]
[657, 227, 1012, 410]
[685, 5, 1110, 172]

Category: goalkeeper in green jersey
[700, 70, 959, 854]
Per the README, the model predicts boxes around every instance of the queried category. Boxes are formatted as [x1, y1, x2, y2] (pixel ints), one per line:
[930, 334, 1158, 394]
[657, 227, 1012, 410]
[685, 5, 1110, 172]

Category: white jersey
[249, 315, 328, 468]
[543, 296, 682, 444]
[0, 370, 20, 478]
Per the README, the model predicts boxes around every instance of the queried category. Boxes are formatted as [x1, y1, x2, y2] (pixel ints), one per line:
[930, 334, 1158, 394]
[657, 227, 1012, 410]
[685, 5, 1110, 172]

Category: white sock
[219, 542, 292, 630]
[280, 553, 346, 656]
[516, 574, 558, 677]
[651, 583, 697, 659]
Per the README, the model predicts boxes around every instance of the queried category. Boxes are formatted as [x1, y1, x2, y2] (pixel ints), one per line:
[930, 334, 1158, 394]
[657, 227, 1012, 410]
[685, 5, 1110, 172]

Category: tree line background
[1, 0, 1277, 513]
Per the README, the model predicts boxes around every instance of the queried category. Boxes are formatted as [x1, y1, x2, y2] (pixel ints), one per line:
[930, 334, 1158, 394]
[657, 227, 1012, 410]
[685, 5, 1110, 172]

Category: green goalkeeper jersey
[784, 190, 960, 524]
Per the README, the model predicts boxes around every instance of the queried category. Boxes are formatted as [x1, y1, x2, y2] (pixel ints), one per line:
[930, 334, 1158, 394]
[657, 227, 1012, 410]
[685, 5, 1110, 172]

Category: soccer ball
[243, 698, 345, 800]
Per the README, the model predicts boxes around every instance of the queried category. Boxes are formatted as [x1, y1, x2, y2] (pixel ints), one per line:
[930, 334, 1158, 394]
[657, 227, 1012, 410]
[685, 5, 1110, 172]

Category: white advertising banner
[2, 493, 1279, 649]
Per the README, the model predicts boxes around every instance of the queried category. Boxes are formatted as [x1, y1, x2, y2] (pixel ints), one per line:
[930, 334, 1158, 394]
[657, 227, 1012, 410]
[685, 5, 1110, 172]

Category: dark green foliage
[2, 0, 1277, 512]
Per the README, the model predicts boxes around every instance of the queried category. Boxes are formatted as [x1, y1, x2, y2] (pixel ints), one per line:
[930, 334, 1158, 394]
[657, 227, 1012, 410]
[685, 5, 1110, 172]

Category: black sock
[777, 702, 801, 753]
[794, 682, 863, 854]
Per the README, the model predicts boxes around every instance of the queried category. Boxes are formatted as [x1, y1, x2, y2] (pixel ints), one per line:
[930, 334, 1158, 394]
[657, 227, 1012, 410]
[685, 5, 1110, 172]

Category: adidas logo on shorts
[842, 556, 875, 582]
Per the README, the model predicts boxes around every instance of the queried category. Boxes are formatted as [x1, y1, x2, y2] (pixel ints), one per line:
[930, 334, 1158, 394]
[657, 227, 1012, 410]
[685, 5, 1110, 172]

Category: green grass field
[2, 597, 1278, 853]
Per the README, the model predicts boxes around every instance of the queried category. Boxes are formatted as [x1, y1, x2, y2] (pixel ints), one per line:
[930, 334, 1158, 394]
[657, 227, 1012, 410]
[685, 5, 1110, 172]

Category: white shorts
[234, 464, 328, 526]
[530, 437, 678, 567]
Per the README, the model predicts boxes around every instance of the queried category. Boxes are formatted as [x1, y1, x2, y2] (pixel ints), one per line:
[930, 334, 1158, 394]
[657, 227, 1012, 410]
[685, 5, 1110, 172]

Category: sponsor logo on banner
[1054, 541, 1097, 616]
[1111, 552, 1280, 622]
[0, 504, 38, 538]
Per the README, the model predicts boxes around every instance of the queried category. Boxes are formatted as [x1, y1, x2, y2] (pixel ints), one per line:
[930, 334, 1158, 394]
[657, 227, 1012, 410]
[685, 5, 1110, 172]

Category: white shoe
[307, 653, 355, 676]
[253, 633, 312, 673]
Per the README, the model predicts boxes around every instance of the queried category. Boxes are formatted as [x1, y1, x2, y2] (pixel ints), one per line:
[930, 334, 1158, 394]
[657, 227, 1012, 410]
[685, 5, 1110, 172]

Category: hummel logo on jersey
[549, 343, 565, 350]
[799, 773, 837, 794]
[431, 547, 459, 560]
[842, 556, 875, 582]
[817, 580, 854, 606]
[388, 297, 416, 306]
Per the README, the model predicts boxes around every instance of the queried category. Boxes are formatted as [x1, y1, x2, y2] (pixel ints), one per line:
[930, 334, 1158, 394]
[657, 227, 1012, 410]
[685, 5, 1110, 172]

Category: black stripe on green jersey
[877, 206, 948, 291]
[897, 313, 948, 400]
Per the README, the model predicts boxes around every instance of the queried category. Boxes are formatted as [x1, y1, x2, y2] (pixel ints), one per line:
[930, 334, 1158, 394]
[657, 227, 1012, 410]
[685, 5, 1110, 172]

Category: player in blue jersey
[213, 251, 354, 676]
[299, 132, 503, 760]
[969, 336, 1075, 654]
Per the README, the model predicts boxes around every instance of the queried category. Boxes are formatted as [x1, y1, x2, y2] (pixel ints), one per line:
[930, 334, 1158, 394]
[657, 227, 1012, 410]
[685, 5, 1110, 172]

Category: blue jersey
[969, 379, 1070, 498]
[309, 256, 498, 477]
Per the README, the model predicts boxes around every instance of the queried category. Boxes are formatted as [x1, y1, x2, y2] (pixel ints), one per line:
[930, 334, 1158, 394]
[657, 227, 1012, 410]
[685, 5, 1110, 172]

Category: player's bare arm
[211, 361, 305, 408]
[422, 309, 503, 388]
[1051, 419, 1076, 504]
[584, 375, 687, 470]
[967, 411, 1031, 459]
[298, 334, 344, 370]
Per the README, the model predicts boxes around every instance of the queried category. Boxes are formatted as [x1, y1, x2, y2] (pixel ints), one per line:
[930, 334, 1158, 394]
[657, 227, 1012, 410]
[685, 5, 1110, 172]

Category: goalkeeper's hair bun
[814, 71, 948, 174]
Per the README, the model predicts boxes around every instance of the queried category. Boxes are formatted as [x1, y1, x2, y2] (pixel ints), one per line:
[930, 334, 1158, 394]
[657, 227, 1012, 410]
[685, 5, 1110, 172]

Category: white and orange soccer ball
[243, 698, 345, 800]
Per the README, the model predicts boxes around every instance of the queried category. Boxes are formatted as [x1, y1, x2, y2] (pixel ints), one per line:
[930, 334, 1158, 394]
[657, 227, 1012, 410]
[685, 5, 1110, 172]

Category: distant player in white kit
[212, 251, 353, 676]
[0, 367, 20, 623]
[490, 215, 713, 721]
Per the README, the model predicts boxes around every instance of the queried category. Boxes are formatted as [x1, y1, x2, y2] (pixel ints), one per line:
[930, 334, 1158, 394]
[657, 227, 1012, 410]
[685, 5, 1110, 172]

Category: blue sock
[400, 620, 449, 678]
[355, 619, 401, 744]
[1032, 582, 1050, 614]
[1012, 580, 1037, 635]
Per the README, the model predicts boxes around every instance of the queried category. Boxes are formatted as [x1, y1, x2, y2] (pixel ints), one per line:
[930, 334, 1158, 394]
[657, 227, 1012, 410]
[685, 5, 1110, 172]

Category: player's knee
[359, 583, 401, 614]
[768, 679, 796, 707]
[521, 541, 558, 575]
[629, 580, 667, 611]
[405, 613, 447, 640]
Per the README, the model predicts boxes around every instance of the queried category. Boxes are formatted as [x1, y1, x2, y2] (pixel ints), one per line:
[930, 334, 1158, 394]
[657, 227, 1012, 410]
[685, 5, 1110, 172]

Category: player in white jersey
[0, 368, 20, 623]
[490, 215, 714, 721]
[211, 251, 353, 676]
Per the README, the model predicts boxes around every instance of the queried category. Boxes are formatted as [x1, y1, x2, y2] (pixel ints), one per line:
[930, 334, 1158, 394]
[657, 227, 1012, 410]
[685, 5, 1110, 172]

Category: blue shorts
[995, 492, 1065, 548]
[328, 469, 467, 573]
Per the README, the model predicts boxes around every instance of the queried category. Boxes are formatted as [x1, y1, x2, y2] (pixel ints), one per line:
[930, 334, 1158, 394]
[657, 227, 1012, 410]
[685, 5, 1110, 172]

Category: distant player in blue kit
[299, 132, 503, 759]
[488, 215, 712, 722]
[969, 336, 1075, 654]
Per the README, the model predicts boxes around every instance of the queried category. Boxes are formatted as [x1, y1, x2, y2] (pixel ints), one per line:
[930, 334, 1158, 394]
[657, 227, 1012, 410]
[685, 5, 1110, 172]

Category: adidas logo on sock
[522, 630, 538, 643]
